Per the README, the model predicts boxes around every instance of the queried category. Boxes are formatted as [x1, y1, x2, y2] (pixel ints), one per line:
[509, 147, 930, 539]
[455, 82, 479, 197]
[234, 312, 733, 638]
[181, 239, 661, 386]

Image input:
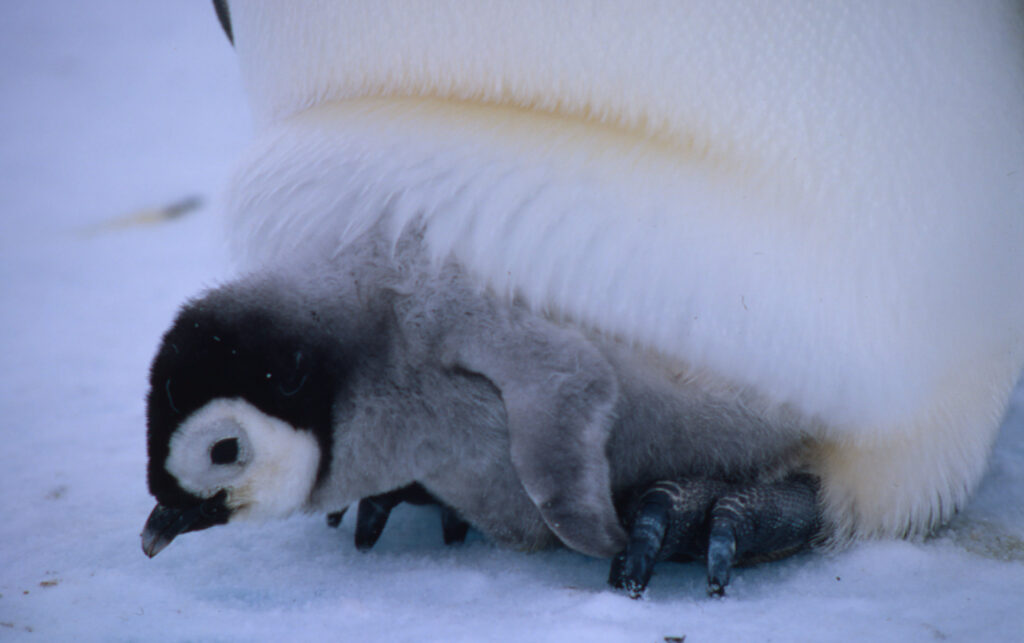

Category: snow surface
[1, 2, 1023, 641]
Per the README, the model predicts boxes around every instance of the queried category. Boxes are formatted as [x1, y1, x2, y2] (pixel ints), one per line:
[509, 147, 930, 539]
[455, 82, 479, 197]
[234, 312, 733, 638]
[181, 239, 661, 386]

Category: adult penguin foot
[610, 474, 821, 598]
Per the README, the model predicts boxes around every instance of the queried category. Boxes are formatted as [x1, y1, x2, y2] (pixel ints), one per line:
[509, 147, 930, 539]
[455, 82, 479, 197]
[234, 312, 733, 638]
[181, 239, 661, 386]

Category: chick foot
[326, 483, 470, 550]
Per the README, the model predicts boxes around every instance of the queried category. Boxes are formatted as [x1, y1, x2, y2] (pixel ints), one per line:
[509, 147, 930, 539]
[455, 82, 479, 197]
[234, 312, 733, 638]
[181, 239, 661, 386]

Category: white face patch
[166, 398, 321, 521]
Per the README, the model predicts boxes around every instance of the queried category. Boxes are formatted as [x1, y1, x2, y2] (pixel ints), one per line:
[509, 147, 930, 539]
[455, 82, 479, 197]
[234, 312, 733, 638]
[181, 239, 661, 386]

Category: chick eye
[210, 438, 239, 465]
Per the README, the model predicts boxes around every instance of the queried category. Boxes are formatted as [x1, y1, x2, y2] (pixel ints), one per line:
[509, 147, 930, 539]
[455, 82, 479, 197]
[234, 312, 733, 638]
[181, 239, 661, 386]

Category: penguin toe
[610, 474, 821, 597]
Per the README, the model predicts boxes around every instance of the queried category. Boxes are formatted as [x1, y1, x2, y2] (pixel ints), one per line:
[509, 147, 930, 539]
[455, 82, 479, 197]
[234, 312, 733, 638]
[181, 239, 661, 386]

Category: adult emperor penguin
[143, 2, 1024, 595]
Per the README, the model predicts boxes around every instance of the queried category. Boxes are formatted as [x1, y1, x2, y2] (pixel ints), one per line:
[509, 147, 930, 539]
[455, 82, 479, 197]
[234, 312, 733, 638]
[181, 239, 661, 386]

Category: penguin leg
[440, 506, 470, 545]
[337, 483, 472, 550]
[611, 474, 820, 597]
[354, 489, 406, 551]
[389, 483, 470, 546]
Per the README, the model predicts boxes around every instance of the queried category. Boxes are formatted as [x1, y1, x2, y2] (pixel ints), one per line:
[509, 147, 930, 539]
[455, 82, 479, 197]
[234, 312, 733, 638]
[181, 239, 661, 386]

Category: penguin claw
[607, 486, 672, 598]
[608, 550, 651, 599]
[705, 523, 736, 597]
[609, 474, 821, 597]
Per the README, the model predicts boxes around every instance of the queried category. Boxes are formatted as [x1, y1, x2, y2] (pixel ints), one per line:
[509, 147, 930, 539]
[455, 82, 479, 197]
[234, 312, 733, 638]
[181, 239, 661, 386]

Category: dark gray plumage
[142, 224, 821, 591]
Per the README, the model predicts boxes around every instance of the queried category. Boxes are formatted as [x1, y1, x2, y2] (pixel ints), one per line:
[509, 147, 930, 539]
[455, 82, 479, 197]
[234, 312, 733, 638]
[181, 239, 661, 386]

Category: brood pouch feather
[219, 2, 1024, 544]
[196, 2, 1024, 549]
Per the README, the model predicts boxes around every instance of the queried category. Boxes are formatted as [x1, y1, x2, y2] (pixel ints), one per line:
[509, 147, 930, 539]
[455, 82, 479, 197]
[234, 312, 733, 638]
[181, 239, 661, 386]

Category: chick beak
[141, 490, 230, 558]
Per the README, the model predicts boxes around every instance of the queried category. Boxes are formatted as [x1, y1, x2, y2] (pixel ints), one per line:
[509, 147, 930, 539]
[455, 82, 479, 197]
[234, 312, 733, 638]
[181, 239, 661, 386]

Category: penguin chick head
[141, 398, 321, 557]
[142, 281, 357, 557]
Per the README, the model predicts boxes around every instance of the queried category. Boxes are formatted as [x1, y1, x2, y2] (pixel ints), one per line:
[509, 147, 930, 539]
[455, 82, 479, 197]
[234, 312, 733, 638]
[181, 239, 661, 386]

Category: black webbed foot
[610, 474, 821, 598]
[327, 483, 471, 551]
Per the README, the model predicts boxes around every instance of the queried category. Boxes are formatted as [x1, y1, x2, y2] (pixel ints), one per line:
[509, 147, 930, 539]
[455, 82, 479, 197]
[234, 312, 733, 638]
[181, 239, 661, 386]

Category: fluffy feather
[167, 399, 320, 520]
[148, 228, 815, 557]
[220, 2, 1024, 541]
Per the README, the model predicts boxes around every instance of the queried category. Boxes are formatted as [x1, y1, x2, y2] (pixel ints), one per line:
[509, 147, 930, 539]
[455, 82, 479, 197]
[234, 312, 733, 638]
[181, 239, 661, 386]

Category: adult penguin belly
[220, 2, 1024, 546]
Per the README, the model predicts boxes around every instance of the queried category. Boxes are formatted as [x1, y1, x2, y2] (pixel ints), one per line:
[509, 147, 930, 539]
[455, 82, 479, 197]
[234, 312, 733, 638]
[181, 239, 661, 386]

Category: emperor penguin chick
[143, 229, 819, 595]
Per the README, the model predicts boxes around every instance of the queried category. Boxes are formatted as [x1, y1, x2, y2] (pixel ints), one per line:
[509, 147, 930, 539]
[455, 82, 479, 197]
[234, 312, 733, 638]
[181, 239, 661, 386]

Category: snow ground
[1, 2, 1022, 641]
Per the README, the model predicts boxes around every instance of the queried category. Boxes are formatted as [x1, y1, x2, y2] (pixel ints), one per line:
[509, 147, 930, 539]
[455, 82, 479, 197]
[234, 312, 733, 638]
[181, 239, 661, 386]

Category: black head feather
[146, 284, 361, 508]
